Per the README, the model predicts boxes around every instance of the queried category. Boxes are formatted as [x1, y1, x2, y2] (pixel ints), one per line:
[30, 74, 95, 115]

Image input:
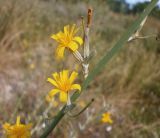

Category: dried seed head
[73, 50, 84, 63]
[87, 8, 93, 27]
[81, 16, 85, 33]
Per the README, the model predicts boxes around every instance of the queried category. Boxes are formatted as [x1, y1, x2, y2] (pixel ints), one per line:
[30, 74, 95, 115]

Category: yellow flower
[47, 70, 81, 103]
[51, 24, 83, 59]
[102, 112, 113, 124]
[79, 101, 86, 108]
[45, 95, 58, 107]
[3, 116, 32, 138]
[29, 63, 35, 70]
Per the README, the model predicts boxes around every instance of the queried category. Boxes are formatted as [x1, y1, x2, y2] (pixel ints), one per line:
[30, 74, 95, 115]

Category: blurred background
[0, 0, 160, 137]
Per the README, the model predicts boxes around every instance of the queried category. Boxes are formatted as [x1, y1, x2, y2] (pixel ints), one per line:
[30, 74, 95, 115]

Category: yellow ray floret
[47, 70, 81, 103]
[102, 112, 113, 124]
[3, 116, 32, 138]
[51, 24, 83, 59]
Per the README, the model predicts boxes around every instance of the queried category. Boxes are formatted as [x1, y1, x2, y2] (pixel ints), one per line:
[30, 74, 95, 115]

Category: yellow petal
[102, 114, 106, 117]
[69, 71, 78, 84]
[3, 123, 11, 131]
[102, 112, 113, 124]
[71, 24, 79, 36]
[55, 46, 65, 59]
[59, 91, 67, 102]
[57, 31, 64, 38]
[73, 36, 83, 45]
[102, 118, 113, 124]
[48, 89, 59, 97]
[52, 72, 60, 82]
[102, 118, 106, 123]
[46, 95, 52, 102]
[59, 71, 64, 82]
[47, 78, 58, 87]
[51, 34, 58, 40]
[68, 41, 78, 51]
[108, 119, 113, 124]
[64, 25, 69, 35]
[16, 116, 21, 125]
[71, 84, 81, 91]
[62, 70, 69, 81]
[70, 24, 76, 35]
[52, 101, 58, 107]
[51, 32, 64, 43]
[26, 123, 32, 129]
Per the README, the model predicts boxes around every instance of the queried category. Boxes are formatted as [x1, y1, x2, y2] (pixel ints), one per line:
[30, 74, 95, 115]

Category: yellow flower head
[45, 95, 58, 107]
[29, 63, 35, 70]
[102, 112, 113, 124]
[47, 70, 81, 103]
[3, 116, 32, 138]
[51, 24, 83, 59]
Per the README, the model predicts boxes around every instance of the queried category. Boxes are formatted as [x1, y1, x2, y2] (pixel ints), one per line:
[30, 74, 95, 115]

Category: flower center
[60, 80, 71, 92]
[13, 126, 26, 136]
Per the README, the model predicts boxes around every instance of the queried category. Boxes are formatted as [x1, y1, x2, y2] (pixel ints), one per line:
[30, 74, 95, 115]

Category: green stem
[67, 99, 94, 118]
[40, 1, 158, 137]
[40, 106, 66, 138]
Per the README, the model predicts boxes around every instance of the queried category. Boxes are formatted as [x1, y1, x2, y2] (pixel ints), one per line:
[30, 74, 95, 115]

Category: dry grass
[0, 0, 160, 137]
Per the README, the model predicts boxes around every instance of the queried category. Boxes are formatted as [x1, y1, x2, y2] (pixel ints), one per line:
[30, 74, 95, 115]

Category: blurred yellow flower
[45, 95, 58, 107]
[29, 63, 35, 70]
[102, 112, 113, 124]
[79, 101, 86, 108]
[23, 39, 29, 48]
[3, 116, 32, 138]
[51, 24, 83, 59]
[47, 70, 81, 103]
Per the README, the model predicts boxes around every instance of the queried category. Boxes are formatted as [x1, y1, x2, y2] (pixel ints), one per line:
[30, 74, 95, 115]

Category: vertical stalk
[83, 8, 92, 78]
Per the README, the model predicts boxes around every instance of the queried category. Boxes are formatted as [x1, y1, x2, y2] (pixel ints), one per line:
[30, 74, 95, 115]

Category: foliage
[106, 0, 160, 19]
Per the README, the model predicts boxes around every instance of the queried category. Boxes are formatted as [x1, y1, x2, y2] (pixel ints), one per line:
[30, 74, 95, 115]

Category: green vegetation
[107, 0, 160, 19]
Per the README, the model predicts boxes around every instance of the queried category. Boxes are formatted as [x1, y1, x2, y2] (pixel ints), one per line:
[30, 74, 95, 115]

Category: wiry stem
[82, 63, 89, 79]
[128, 34, 157, 42]
[84, 27, 90, 59]
[31, 101, 53, 135]
[67, 98, 94, 118]
[82, 8, 93, 78]
[81, 16, 85, 35]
